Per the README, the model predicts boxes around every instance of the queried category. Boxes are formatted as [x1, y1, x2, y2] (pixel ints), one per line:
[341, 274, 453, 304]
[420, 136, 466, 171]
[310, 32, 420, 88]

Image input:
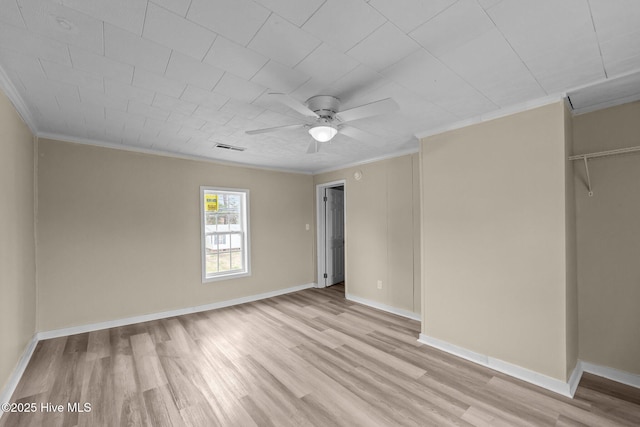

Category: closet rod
[568, 145, 640, 161]
[568, 145, 640, 197]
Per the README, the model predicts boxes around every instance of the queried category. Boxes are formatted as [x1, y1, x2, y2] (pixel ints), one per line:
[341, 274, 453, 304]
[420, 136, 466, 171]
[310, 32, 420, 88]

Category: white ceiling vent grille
[214, 143, 246, 152]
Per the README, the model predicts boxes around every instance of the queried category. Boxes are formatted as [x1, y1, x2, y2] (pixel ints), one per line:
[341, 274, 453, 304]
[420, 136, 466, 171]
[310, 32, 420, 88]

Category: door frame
[316, 179, 347, 288]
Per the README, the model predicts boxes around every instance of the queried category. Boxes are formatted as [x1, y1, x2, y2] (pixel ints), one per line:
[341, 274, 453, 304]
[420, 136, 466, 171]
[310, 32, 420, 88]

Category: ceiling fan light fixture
[308, 125, 337, 142]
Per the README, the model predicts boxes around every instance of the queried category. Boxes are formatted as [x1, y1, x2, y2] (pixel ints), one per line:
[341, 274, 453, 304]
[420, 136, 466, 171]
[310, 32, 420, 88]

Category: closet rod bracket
[569, 144, 640, 197]
[583, 157, 593, 197]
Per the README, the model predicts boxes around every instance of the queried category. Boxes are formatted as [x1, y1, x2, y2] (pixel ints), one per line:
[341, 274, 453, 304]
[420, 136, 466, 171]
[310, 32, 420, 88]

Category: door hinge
[323, 196, 327, 202]
[323, 273, 328, 278]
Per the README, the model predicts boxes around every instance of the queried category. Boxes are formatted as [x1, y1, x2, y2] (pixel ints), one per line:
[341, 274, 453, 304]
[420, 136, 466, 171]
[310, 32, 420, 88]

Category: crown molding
[37, 132, 314, 175]
[39, 132, 421, 177]
[312, 146, 419, 175]
[566, 69, 640, 115]
[570, 92, 640, 116]
[0, 64, 38, 134]
[414, 94, 566, 140]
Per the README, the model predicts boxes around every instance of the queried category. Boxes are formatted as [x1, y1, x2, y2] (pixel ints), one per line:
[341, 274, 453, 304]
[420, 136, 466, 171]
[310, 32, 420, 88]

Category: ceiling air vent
[214, 143, 246, 152]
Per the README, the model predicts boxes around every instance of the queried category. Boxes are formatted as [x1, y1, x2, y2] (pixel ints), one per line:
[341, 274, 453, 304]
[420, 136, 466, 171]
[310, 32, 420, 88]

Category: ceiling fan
[245, 93, 399, 153]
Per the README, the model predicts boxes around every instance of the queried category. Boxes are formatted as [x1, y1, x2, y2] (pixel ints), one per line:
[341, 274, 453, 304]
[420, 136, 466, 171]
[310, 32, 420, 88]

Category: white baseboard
[418, 334, 583, 398]
[1, 282, 315, 413]
[5, 284, 639, 414]
[1, 283, 314, 409]
[346, 293, 421, 321]
[568, 360, 584, 397]
[0, 335, 38, 415]
[38, 282, 315, 340]
[581, 361, 640, 389]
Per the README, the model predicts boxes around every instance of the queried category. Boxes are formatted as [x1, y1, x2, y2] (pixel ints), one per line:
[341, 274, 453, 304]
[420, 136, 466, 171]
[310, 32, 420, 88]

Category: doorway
[316, 180, 346, 290]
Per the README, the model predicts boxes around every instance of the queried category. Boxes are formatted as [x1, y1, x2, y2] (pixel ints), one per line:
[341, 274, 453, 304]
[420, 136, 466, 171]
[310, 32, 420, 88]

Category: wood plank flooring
[2, 284, 639, 426]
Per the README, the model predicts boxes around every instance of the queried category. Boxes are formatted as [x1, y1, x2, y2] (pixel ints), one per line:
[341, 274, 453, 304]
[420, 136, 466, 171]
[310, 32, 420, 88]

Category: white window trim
[200, 186, 251, 283]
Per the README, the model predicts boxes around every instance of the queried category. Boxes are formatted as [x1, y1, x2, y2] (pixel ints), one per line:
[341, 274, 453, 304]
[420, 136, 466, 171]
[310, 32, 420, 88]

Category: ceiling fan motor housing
[306, 95, 340, 119]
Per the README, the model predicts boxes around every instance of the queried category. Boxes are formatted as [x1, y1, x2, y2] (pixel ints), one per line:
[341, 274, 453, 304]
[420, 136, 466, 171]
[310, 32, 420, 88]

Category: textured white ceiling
[0, 0, 639, 173]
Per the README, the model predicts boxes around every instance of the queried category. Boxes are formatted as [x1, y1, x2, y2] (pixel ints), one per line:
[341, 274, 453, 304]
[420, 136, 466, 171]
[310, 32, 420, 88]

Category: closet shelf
[569, 145, 640, 197]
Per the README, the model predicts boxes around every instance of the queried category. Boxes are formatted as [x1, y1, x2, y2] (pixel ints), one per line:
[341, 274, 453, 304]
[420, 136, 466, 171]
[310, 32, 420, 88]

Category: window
[201, 186, 250, 282]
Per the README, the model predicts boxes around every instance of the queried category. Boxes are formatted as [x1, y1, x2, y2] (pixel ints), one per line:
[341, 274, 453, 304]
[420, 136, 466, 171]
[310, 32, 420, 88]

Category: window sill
[202, 270, 251, 284]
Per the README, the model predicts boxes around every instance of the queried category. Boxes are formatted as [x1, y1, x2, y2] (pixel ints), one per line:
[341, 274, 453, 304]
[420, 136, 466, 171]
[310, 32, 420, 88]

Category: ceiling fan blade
[335, 98, 399, 123]
[339, 125, 384, 144]
[269, 93, 319, 118]
[245, 123, 306, 135]
[306, 140, 321, 154]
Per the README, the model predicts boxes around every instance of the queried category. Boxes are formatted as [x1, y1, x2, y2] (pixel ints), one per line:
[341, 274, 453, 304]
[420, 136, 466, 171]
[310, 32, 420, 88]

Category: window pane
[202, 188, 249, 281]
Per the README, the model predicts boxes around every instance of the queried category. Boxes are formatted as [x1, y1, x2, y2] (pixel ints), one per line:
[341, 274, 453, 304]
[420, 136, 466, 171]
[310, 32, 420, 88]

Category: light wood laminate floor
[2, 284, 639, 426]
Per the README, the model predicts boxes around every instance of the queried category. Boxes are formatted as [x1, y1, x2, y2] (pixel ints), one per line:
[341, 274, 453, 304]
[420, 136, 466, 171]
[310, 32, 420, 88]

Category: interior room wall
[36, 138, 315, 332]
[0, 90, 36, 392]
[420, 102, 575, 381]
[314, 153, 421, 317]
[573, 100, 640, 375]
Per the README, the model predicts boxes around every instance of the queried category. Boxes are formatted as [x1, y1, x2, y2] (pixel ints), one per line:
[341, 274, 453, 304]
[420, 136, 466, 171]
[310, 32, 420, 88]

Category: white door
[325, 187, 345, 286]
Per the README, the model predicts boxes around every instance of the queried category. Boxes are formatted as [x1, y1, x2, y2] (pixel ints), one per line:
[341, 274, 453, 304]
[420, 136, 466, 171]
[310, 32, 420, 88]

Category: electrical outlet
[305, 223, 310, 231]
[377, 280, 382, 290]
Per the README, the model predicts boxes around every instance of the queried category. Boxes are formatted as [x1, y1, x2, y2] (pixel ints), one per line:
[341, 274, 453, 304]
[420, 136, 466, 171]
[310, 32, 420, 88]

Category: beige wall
[0, 90, 36, 392]
[36, 138, 314, 331]
[421, 102, 575, 380]
[314, 153, 421, 316]
[573, 101, 640, 375]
